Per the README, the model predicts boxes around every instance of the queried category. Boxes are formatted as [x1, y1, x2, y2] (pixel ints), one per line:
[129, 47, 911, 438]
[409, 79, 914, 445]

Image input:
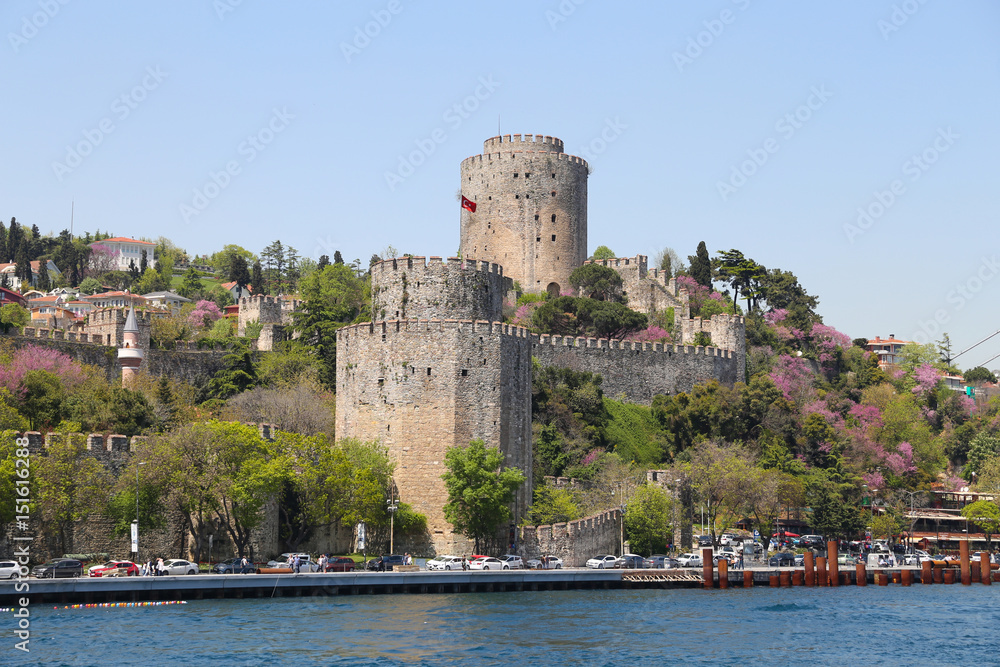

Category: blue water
[5, 586, 999, 665]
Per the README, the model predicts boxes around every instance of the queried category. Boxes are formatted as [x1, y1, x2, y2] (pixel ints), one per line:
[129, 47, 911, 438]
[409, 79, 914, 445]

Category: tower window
[514, 173, 518, 177]
[461, 369, 468, 376]
[536, 237, 541, 242]
[515, 195, 519, 199]
[427, 368, 432, 376]
[552, 235, 556, 241]
[551, 191, 556, 197]
[552, 173, 555, 178]
[525, 194, 529, 199]
[534, 215, 539, 221]
[525, 173, 530, 178]
[551, 214, 556, 222]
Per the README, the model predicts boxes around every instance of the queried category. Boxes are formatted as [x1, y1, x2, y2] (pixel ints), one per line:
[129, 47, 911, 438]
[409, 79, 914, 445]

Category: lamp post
[134, 461, 145, 564]
[387, 484, 399, 556]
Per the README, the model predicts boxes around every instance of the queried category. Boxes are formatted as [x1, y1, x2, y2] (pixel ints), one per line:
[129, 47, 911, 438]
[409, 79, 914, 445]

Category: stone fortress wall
[238, 295, 302, 351]
[583, 254, 691, 320]
[335, 319, 533, 556]
[460, 134, 589, 296]
[370, 256, 514, 323]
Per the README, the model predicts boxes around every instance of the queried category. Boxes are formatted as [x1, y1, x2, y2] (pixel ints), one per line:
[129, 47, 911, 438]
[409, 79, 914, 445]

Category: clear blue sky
[3, 1, 999, 369]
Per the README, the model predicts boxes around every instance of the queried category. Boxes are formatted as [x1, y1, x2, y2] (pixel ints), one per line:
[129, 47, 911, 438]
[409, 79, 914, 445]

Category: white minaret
[118, 306, 144, 387]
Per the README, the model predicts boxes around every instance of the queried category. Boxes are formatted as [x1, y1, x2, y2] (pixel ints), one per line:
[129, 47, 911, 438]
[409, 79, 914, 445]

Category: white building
[89, 237, 156, 272]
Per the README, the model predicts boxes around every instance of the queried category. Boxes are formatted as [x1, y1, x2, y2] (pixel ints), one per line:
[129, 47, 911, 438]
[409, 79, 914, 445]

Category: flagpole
[498, 113, 501, 137]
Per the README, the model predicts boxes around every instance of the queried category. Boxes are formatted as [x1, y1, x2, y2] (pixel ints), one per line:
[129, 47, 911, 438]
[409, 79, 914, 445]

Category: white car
[161, 559, 199, 575]
[426, 555, 465, 571]
[527, 555, 564, 569]
[677, 552, 703, 568]
[500, 555, 525, 569]
[0, 560, 20, 579]
[469, 557, 507, 571]
[586, 555, 618, 569]
[266, 553, 319, 572]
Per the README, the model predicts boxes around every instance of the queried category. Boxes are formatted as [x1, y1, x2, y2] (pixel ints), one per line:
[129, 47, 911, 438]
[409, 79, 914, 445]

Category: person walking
[293, 555, 301, 574]
[156, 557, 165, 576]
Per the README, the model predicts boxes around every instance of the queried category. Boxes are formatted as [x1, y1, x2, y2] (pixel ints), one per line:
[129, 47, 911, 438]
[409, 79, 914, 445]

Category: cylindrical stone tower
[117, 306, 144, 387]
[460, 134, 588, 296]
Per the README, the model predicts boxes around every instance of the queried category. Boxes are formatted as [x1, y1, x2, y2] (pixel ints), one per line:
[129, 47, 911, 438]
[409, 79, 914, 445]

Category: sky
[3, 1, 999, 370]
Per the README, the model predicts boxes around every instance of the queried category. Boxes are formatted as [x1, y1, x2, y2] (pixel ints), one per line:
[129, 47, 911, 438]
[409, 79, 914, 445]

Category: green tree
[591, 245, 616, 260]
[35, 435, 113, 554]
[869, 507, 907, 544]
[37, 258, 51, 291]
[964, 367, 997, 384]
[688, 241, 712, 288]
[623, 484, 672, 556]
[569, 263, 625, 302]
[228, 254, 252, 296]
[201, 341, 258, 402]
[251, 261, 264, 295]
[78, 276, 102, 295]
[443, 439, 526, 553]
[291, 262, 368, 390]
[960, 499, 1000, 551]
[0, 303, 29, 333]
[20, 370, 65, 430]
[177, 267, 204, 300]
[525, 485, 580, 525]
[713, 249, 766, 314]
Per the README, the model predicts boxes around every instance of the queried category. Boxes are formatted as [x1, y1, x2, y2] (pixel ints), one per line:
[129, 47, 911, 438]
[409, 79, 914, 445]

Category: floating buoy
[55, 600, 188, 610]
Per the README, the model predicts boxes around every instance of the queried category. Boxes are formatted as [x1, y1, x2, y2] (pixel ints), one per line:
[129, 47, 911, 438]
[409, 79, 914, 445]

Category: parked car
[800, 535, 825, 549]
[266, 553, 319, 572]
[697, 535, 713, 547]
[32, 559, 84, 578]
[586, 555, 619, 569]
[426, 555, 465, 571]
[527, 555, 563, 569]
[617, 554, 646, 569]
[769, 552, 795, 567]
[677, 552, 703, 568]
[88, 560, 139, 577]
[713, 553, 735, 565]
[366, 554, 405, 571]
[211, 557, 256, 574]
[0, 560, 20, 579]
[469, 557, 507, 570]
[719, 533, 738, 546]
[499, 555, 525, 569]
[324, 557, 356, 572]
[643, 555, 674, 569]
[161, 559, 199, 575]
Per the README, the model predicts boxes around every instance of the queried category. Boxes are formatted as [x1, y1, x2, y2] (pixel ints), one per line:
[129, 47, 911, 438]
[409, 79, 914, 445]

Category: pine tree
[0, 219, 7, 262]
[333, 250, 343, 265]
[317, 255, 330, 270]
[689, 241, 712, 288]
[251, 261, 265, 296]
[229, 255, 251, 295]
[140, 249, 148, 274]
[14, 243, 32, 287]
[37, 259, 51, 292]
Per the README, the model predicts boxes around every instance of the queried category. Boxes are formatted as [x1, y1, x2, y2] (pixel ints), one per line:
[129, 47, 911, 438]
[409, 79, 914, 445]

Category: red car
[88, 560, 139, 577]
[324, 557, 356, 572]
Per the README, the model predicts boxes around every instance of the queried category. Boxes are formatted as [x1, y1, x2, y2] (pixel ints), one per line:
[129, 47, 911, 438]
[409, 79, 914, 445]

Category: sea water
[6, 585, 999, 665]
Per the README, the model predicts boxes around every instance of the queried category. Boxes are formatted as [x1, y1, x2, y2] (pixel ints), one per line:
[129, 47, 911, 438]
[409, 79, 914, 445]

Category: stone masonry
[335, 319, 533, 555]
[370, 256, 513, 323]
[460, 134, 588, 296]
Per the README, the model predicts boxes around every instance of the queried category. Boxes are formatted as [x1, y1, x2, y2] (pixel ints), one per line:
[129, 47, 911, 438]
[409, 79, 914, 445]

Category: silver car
[161, 559, 199, 575]
[500, 555, 525, 569]
[586, 555, 618, 569]
[0, 560, 21, 579]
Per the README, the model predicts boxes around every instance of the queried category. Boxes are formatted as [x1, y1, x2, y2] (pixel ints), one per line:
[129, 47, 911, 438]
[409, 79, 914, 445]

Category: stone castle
[336, 134, 747, 555]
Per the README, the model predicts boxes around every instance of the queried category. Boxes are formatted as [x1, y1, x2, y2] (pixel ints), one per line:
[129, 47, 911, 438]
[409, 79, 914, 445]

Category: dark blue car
[768, 552, 795, 567]
[211, 558, 256, 574]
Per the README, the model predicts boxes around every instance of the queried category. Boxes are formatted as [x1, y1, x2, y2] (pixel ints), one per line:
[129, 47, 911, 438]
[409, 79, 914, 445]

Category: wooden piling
[827, 542, 839, 587]
[718, 559, 728, 589]
[933, 566, 943, 584]
[856, 562, 867, 586]
[960, 540, 971, 585]
[743, 571, 753, 588]
[792, 570, 802, 586]
[877, 572, 889, 586]
[943, 569, 955, 585]
[921, 560, 932, 584]
[702, 548, 714, 589]
[779, 571, 791, 587]
[803, 551, 815, 587]
[769, 575, 779, 587]
[816, 556, 827, 587]
[980, 553, 992, 586]
[901, 569, 912, 586]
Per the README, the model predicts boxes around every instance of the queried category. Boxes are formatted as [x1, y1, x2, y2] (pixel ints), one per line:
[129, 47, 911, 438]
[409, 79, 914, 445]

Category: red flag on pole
[461, 196, 477, 213]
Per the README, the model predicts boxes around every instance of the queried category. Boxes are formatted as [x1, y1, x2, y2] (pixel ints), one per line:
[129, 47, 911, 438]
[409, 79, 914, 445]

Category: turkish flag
[461, 196, 477, 213]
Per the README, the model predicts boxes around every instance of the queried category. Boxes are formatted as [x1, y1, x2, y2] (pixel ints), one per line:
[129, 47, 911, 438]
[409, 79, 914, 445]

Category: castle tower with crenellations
[370, 255, 514, 322]
[460, 134, 588, 297]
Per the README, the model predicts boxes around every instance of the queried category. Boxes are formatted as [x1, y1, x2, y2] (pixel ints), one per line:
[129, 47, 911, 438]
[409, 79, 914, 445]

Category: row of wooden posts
[701, 541, 999, 588]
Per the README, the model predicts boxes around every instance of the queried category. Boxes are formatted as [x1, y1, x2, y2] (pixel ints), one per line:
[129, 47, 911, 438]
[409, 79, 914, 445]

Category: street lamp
[134, 461, 146, 563]
[386, 484, 399, 556]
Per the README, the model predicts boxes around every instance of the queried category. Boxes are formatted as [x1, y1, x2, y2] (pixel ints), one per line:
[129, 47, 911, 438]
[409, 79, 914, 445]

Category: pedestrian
[156, 557, 165, 576]
[462, 555, 468, 571]
[293, 555, 301, 574]
[241, 555, 249, 574]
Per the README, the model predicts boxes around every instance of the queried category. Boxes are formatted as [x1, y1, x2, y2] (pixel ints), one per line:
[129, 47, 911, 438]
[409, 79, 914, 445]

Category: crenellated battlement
[370, 255, 505, 278]
[14, 423, 278, 456]
[339, 318, 531, 340]
[482, 133, 564, 154]
[461, 151, 590, 170]
[534, 332, 732, 358]
[583, 254, 648, 272]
